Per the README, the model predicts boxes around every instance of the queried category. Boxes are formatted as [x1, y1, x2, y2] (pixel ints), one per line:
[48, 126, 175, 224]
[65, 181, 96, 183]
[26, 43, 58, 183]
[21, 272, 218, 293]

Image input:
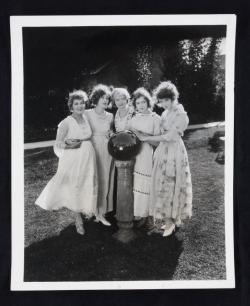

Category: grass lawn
[24, 127, 225, 281]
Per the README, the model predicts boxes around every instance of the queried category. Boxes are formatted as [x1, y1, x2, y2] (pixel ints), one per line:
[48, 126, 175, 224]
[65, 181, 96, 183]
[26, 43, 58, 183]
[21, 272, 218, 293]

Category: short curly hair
[132, 87, 153, 109]
[68, 90, 88, 111]
[111, 87, 130, 107]
[153, 81, 179, 102]
[89, 84, 111, 106]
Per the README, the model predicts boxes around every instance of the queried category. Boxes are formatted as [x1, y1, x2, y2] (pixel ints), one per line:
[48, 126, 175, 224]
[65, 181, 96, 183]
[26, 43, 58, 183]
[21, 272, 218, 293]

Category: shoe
[175, 218, 182, 227]
[161, 224, 166, 230]
[163, 224, 175, 237]
[95, 215, 111, 226]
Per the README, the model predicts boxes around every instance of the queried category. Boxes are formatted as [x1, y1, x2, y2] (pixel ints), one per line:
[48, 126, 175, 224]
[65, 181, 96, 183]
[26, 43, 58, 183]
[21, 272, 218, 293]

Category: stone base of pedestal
[113, 227, 137, 243]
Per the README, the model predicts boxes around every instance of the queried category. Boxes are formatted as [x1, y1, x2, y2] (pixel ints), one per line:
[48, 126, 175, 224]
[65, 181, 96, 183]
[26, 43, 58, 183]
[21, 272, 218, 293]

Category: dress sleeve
[54, 119, 68, 157]
[161, 112, 189, 142]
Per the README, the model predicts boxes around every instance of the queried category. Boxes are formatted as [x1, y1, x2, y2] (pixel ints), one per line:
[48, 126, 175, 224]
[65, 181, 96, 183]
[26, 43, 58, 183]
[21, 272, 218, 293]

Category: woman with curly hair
[85, 84, 115, 226]
[111, 87, 134, 132]
[138, 81, 192, 237]
[129, 87, 161, 225]
[35, 90, 98, 235]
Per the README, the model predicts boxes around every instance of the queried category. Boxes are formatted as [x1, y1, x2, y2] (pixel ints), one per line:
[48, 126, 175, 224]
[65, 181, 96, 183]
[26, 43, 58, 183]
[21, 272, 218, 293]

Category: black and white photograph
[10, 15, 235, 290]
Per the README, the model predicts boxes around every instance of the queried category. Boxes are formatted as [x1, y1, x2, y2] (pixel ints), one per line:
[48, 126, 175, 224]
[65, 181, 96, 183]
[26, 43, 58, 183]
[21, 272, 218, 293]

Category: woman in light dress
[139, 81, 192, 237]
[111, 87, 134, 132]
[85, 84, 115, 226]
[129, 88, 161, 225]
[35, 90, 98, 235]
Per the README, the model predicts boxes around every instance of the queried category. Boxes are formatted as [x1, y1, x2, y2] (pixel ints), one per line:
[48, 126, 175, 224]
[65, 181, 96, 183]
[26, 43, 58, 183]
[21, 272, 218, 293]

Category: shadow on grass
[24, 216, 183, 282]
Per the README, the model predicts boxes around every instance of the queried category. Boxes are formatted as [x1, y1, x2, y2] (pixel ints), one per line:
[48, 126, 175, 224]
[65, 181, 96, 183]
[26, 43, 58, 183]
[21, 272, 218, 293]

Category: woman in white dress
[139, 81, 192, 237]
[111, 87, 134, 132]
[129, 88, 161, 225]
[85, 84, 114, 226]
[35, 90, 98, 235]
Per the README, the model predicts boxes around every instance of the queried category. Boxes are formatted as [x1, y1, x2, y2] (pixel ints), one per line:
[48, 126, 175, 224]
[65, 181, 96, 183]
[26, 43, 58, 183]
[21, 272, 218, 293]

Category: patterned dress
[35, 115, 98, 216]
[130, 112, 161, 217]
[149, 103, 192, 221]
[85, 109, 115, 215]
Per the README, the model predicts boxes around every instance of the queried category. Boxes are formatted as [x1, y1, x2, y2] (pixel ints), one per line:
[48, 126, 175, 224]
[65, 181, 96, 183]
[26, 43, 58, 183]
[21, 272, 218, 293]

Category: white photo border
[10, 14, 236, 291]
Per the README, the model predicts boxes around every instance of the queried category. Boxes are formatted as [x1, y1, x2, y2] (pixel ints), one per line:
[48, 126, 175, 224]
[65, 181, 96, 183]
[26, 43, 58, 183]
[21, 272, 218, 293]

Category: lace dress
[129, 112, 161, 217]
[149, 103, 192, 221]
[114, 106, 134, 132]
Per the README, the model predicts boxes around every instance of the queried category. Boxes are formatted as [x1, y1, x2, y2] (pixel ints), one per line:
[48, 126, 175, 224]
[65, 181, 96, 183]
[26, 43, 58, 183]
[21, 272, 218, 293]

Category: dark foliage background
[23, 26, 226, 142]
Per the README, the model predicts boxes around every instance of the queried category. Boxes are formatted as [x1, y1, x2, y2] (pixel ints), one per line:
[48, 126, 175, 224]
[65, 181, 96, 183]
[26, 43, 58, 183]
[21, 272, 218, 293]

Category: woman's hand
[135, 132, 148, 142]
[65, 139, 82, 149]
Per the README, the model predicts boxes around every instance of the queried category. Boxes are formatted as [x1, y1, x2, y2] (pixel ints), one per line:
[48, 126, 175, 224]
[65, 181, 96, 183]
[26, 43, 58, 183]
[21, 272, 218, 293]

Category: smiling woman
[85, 84, 115, 226]
[35, 90, 98, 236]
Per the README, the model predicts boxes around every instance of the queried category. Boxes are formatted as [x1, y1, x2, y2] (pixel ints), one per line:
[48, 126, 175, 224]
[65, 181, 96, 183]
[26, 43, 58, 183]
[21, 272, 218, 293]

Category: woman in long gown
[85, 84, 114, 226]
[35, 90, 98, 235]
[139, 81, 192, 237]
[111, 87, 134, 132]
[129, 88, 161, 225]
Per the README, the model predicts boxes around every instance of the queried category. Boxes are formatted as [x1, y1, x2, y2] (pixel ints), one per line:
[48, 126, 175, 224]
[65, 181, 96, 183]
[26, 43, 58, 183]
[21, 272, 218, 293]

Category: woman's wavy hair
[67, 90, 88, 111]
[89, 84, 111, 106]
[153, 81, 179, 103]
[111, 87, 130, 108]
[131, 87, 153, 110]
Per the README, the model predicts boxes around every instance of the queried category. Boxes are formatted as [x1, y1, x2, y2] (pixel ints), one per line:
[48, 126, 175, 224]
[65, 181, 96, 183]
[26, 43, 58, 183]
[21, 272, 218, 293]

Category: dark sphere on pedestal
[108, 130, 141, 161]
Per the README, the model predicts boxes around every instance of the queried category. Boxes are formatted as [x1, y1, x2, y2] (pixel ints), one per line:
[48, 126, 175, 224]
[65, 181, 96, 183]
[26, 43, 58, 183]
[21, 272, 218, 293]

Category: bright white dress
[85, 109, 114, 215]
[130, 112, 161, 217]
[149, 103, 192, 221]
[35, 115, 98, 216]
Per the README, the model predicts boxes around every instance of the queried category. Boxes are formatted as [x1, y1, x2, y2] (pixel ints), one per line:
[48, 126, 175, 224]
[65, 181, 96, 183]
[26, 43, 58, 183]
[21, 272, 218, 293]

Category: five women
[35, 81, 192, 238]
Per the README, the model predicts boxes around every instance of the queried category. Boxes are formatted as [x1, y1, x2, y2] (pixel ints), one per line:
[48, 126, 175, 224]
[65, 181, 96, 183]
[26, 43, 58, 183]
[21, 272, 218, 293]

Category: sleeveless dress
[85, 109, 115, 215]
[35, 115, 98, 216]
[129, 112, 161, 217]
[149, 103, 192, 221]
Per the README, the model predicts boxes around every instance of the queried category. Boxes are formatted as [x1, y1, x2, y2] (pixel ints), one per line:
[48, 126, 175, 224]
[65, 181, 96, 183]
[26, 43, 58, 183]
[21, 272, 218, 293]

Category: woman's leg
[75, 212, 85, 235]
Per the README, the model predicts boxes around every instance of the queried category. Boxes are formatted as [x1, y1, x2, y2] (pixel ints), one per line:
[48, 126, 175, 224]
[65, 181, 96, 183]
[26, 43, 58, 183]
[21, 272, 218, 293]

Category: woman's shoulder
[105, 111, 114, 120]
[85, 108, 93, 115]
[174, 103, 187, 115]
[161, 109, 168, 118]
[58, 116, 71, 127]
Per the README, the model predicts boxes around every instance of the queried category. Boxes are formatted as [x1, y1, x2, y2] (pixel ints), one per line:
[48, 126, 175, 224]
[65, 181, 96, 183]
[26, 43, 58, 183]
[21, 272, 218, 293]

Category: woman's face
[71, 98, 86, 115]
[158, 98, 172, 110]
[97, 94, 109, 109]
[135, 96, 148, 113]
[114, 93, 127, 110]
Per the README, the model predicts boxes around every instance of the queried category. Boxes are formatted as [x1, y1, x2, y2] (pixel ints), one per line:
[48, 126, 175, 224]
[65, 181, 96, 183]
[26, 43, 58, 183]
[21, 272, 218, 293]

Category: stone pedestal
[113, 160, 136, 243]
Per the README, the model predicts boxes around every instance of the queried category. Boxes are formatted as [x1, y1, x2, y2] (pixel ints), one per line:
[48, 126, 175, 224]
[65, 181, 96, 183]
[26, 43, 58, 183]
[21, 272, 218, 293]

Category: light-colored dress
[35, 115, 98, 216]
[149, 103, 192, 221]
[114, 106, 134, 132]
[85, 109, 114, 215]
[130, 112, 161, 217]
